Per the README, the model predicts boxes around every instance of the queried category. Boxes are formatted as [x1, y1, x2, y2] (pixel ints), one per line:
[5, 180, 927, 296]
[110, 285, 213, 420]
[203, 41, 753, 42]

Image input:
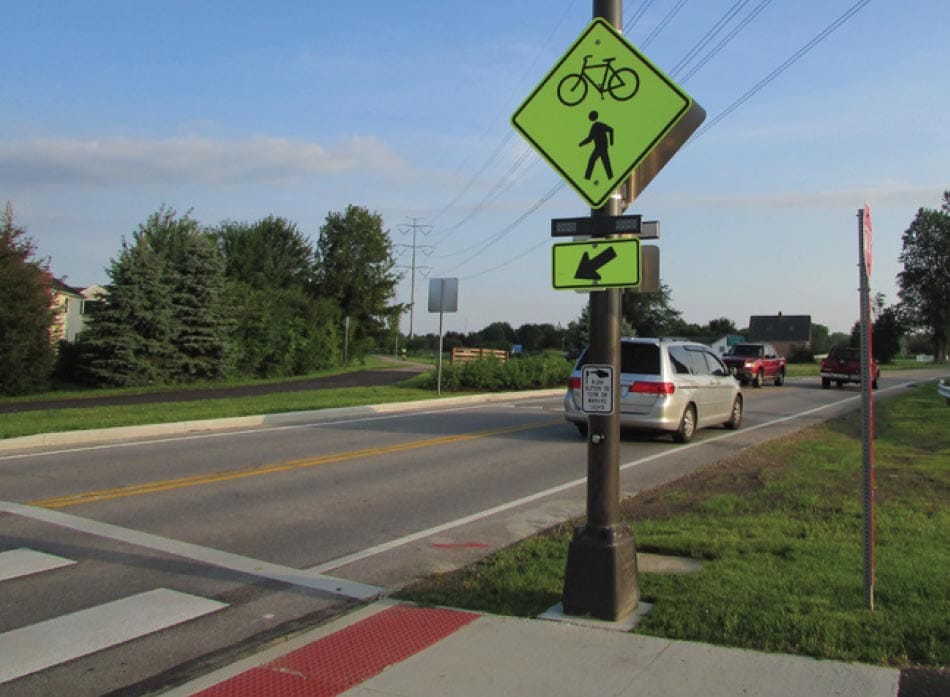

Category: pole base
[562, 524, 638, 621]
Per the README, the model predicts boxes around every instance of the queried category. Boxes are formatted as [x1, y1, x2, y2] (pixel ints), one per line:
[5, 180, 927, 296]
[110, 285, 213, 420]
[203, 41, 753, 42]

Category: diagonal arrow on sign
[552, 237, 641, 290]
[575, 247, 618, 280]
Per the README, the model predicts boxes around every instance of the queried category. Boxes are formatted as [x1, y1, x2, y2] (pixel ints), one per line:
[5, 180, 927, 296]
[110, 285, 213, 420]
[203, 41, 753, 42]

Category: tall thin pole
[562, 0, 639, 622]
[858, 207, 875, 611]
[397, 218, 432, 339]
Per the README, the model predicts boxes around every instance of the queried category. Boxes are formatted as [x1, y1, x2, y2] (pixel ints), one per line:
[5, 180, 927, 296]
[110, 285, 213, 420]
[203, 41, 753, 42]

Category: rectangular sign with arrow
[582, 364, 614, 414]
[552, 237, 641, 290]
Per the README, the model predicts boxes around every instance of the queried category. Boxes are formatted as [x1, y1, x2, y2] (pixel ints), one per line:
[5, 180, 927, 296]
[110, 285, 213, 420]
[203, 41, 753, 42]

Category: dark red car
[820, 345, 879, 389]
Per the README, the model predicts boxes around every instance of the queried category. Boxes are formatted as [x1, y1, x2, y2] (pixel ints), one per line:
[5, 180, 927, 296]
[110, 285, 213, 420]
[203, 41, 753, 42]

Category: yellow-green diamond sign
[513, 18, 701, 208]
[552, 238, 641, 290]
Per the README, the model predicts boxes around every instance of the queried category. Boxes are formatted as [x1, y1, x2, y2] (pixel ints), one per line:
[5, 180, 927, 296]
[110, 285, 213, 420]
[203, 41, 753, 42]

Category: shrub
[420, 353, 571, 392]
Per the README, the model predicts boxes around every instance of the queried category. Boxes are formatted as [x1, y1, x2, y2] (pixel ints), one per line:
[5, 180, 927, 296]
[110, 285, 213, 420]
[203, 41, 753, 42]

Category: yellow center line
[28, 418, 560, 509]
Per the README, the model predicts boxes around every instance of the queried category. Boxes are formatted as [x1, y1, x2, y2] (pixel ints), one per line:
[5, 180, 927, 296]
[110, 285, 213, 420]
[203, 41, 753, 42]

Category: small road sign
[512, 18, 704, 208]
[552, 238, 640, 290]
[550, 215, 641, 237]
[582, 365, 614, 414]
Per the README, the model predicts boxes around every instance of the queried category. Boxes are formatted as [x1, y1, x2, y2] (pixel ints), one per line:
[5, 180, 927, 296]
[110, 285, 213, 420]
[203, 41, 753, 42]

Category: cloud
[655, 184, 945, 210]
[0, 134, 413, 189]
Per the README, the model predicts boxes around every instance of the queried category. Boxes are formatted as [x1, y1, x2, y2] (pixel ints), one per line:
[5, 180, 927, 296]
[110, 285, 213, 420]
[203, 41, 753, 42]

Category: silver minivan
[564, 337, 743, 443]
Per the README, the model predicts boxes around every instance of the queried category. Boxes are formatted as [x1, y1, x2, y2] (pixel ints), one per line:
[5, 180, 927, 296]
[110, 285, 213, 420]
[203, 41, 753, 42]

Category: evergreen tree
[172, 232, 231, 380]
[81, 207, 230, 386]
[0, 203, 56, 394]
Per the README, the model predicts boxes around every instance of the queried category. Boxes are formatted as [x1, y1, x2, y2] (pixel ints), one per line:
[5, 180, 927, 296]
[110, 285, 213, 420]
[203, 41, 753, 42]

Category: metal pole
[409, 222, 418, 339]
[437, 281, 445, 396]
[858, 208, 875, 611]
[562, 0, 639, 621]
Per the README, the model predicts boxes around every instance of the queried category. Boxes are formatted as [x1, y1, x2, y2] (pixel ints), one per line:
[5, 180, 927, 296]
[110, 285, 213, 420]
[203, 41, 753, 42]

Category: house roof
[747, 314, 811, 342]
[50, 277, 85, 296]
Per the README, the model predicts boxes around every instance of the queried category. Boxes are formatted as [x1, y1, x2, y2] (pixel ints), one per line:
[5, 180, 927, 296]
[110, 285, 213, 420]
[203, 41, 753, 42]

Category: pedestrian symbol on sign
[580, 110, 614, 182]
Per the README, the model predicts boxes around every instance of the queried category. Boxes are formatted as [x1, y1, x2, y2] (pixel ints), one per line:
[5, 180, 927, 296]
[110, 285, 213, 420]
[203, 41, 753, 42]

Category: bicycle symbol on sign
[557, 54, 640, 107]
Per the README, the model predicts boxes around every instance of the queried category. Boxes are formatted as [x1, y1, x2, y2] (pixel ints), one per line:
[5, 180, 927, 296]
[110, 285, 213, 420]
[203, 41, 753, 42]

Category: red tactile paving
[194, 604, 479, 697]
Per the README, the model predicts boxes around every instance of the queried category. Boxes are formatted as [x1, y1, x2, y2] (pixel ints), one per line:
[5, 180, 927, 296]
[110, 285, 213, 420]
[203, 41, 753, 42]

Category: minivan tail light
[568, 376, 582, 390]
[630, 381, 675, 395]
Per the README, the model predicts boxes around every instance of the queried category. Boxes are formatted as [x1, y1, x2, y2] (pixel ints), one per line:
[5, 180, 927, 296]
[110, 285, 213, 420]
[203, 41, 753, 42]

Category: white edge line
[309, 384, 908, 573]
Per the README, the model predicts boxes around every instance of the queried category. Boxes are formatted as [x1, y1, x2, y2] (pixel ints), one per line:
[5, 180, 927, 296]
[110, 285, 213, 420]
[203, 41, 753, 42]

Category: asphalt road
[0, 369, 944, 695]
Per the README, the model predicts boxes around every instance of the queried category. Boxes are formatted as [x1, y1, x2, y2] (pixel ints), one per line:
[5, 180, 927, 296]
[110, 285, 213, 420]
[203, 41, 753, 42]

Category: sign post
[428, 278, 459, 396]
[858, 204, 875, 611]
[512, 0, 703, 622]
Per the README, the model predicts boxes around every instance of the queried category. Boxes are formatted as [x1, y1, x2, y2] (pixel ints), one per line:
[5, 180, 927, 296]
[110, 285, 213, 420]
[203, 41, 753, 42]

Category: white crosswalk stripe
[0, 547, 75, 582]
[0, 587, 227, 684]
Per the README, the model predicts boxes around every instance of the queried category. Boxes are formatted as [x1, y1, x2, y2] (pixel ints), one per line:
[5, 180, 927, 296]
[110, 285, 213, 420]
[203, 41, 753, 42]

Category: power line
[694, 0, 873, 138]
[668, 0, 750, 78]
[678, 0, 774, 84]
[640, 0, 690, 49]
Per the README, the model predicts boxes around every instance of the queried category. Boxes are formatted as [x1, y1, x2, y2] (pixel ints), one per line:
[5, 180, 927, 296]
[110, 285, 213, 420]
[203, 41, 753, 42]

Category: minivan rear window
[577, 343, 661, 375]
[621, 343, 660, 374]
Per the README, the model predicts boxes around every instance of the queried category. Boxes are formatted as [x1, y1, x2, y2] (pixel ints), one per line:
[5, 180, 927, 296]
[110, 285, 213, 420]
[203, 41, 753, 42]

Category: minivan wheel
[575, 422, 588, 437]
[673, 405, 696, 443]
[725, 395, 742, 430]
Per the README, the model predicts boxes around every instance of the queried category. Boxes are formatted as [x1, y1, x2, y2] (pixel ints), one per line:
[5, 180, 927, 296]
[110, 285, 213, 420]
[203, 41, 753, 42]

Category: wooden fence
[450, 347, 509, 364]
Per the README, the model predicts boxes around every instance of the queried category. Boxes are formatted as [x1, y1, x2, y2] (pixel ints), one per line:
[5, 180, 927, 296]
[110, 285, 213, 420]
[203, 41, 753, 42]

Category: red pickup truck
[820, 345, 879, 389]
[722, 342, 787, 387]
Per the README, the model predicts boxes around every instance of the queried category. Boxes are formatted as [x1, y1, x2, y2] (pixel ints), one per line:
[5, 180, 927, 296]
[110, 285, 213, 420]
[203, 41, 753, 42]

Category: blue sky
[2, 1, 947, 337]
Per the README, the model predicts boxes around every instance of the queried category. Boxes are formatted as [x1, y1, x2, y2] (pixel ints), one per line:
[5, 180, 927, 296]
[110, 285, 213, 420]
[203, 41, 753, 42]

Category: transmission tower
[395, 217, 433, 338]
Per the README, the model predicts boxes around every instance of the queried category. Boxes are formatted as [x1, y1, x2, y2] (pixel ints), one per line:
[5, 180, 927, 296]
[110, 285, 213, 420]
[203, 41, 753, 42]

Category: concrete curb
[0, 389, 564, 453]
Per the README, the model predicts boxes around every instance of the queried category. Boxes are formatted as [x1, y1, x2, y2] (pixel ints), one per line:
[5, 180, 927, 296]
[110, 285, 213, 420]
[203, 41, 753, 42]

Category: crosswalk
[0, 547, 228, 686]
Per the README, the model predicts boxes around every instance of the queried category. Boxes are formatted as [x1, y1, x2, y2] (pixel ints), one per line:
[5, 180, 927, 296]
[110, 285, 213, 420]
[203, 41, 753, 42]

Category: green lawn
[397, 381, 950, 668]
[0, 363, 441, 440]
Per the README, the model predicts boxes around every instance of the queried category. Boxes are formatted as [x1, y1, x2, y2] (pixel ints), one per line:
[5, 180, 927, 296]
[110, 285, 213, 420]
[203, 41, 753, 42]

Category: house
[49, 280, 106, 345]
[49, 278, 85, 344]
[746, 313, 812, 357]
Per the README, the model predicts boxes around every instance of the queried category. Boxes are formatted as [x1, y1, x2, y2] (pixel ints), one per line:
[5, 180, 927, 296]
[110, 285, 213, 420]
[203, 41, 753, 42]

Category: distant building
[49, 280, 106, 345]
[747, 313, 812, 357]
[710, 334, 745, 356]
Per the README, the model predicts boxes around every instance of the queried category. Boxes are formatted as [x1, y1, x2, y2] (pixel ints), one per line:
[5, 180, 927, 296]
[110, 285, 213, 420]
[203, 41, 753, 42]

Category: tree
[216, 216, 315, 291]
[471, 321, 515, 349]
[706, 317, 738, 337]
[898, 191, 950, 361]
[81, 207, 231, 386]
[216, 216, 341, 377]
[849, 302, 905, 364]
[621, 283, 682, 337]
[810, 323, 831, 354]
[0, 203, 56, 394]
[314, 205, 403, 360]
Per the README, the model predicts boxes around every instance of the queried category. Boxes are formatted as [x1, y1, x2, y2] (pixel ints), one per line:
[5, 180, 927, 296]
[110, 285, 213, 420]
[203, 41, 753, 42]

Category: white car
[564, 337, 743, 443]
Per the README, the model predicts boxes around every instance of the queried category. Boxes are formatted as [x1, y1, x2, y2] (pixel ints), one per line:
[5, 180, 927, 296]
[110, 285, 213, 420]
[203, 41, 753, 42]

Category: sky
[2, 0, 948, 338]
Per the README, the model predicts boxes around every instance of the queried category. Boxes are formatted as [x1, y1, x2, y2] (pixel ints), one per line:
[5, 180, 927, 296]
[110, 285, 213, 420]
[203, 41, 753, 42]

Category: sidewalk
[163, 599, 901, 697]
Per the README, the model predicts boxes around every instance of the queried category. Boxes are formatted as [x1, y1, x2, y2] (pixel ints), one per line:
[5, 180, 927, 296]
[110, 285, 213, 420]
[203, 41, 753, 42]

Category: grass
[0, 371, 443, 440]
[397, 381, 950, 668]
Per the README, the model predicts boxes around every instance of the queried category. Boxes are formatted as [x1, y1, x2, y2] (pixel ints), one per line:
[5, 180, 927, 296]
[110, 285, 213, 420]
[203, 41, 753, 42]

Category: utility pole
[395, 218, 433, 338]
[561, 0, 639, 622]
